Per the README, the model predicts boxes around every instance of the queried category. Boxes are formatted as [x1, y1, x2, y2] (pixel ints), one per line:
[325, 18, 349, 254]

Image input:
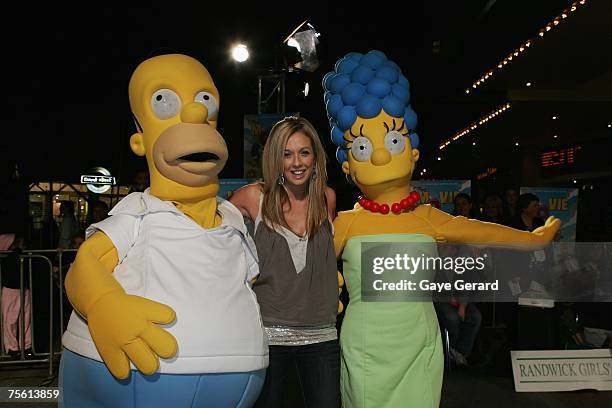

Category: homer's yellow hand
[531, 216, 561, 243]
[65, 232, 178, 379]
[338, 271, 344, 314]
[88, 290, 177, 379]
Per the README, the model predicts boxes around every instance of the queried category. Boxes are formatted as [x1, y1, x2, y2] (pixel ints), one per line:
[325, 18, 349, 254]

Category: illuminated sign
[477, 167, 498, 180]
[541, 145, 582, 168]
[80, 167, 115, 193]
[80, 175, 115, 185]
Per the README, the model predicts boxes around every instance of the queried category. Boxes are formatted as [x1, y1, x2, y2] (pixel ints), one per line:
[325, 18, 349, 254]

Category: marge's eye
[384, 130, 406, 155]
[351, 137, 373, 162]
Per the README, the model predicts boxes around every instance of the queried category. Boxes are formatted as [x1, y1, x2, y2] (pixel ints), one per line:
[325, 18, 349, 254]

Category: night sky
[0, 1, 579, 188]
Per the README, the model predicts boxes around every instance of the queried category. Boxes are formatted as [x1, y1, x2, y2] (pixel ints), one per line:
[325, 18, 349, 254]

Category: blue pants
[59, 349, 265, 408]
[435, 302, 482, 356]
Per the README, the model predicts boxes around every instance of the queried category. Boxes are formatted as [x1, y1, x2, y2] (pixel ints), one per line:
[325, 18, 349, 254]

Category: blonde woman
[230, 116, 339, 407]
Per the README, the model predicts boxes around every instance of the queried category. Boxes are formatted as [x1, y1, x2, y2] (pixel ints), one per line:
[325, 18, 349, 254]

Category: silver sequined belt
[264, 324, 338, 346]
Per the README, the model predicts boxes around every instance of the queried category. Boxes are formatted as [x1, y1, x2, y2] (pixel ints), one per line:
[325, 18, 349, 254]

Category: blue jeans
[59, 349, 265, 408]
[255, 339, 340, 408]
[435, 303, 482, 357]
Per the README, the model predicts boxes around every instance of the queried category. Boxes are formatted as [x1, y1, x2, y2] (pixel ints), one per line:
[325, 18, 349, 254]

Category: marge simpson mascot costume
[323, 51, 560, 407]
[59, 54, 267, 407]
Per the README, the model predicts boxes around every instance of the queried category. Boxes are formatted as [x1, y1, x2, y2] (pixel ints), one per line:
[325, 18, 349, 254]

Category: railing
[0, 249, 76, 378]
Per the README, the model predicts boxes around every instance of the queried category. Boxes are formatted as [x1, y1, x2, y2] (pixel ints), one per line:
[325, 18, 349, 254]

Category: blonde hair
[261, 116, 328, 235]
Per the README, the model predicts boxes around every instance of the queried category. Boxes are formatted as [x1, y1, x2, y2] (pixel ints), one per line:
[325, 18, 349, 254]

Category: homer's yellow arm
[65, 232, 178, 379]
[424, 207, 560, 247]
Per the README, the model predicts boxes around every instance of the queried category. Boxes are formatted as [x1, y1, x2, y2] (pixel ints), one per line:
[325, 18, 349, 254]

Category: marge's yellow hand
[531, 216, 561, 243]
[87, 290, 178, 379]
[338, 271, 345, 314]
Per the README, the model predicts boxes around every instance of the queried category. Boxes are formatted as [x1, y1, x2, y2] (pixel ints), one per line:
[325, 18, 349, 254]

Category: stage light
[552, 116, 557, 120]
[515, 142, 520, 146]
[437, 157, 442, 161]
[608, 124, 611, 128]
[553, 135, 558, 139]
[231, 44, 249, 62]
[283, 20, 321, 72]
[302, 82, 310, 97]
[526, 82, 532, 87]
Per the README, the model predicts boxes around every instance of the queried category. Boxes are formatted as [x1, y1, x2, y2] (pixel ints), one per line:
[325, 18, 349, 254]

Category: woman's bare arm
[229, 183, 262, 222]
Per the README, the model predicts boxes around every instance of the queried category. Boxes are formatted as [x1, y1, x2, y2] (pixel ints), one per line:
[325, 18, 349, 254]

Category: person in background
[480, 194, 504, 224]
[128, 169, 150, 193]
[57, 201, 79, 250]
[89, 201, 109, 225]
[452, 192, 480, 219]
[1, 233, 33, 359]
[230, 116, 340, 408]
[58, 230, 85, 331]
[510, 193, 544, 232]
[503, 188, 519, 225]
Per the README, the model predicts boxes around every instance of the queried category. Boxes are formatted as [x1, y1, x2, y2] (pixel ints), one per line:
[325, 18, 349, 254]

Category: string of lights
[439, 102, 511, 150]
[465, 0, 588, 94]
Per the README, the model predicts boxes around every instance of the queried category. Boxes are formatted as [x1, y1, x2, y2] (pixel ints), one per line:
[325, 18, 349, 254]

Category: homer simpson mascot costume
[59, 54, 268, 407]
[323, 50, 560, 407]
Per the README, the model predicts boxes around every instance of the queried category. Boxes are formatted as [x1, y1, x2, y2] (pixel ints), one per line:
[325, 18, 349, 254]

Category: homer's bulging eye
[194, 91, 218, 120]
[151, 89, 181, 119]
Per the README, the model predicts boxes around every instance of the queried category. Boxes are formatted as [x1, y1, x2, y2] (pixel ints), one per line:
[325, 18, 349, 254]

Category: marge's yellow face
[128, 54, 227, 193]
[341, 110, 419, 188]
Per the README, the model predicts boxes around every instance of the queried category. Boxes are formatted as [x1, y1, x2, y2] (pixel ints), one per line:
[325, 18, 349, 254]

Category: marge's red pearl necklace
[358, 191, 421, 215]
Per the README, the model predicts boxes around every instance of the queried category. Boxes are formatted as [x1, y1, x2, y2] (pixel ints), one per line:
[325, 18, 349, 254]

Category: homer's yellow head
[323, 51, 420, 197]
[128, 54, 228, 200]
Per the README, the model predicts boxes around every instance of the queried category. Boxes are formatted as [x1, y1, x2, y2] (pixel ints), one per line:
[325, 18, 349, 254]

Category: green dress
[340, 234, 443, 407]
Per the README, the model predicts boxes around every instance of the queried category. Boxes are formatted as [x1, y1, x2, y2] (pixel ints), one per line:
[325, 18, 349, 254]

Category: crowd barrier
[0, 249, 76, 377]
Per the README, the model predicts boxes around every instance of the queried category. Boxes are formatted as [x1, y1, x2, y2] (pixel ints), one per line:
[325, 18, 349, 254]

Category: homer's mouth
[177, 152, 220, 162]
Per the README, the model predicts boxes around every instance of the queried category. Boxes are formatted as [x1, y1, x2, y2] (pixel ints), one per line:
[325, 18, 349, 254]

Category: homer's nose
[181, 102, 209, 124]
[371, 148, 391, 166]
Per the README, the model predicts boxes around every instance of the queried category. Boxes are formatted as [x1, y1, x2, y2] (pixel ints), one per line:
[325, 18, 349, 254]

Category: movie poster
[244, 113, 299, 179]
[218, 178, 257, 200]
[520, 187, 578, 242]
[412, 180, 471, 214]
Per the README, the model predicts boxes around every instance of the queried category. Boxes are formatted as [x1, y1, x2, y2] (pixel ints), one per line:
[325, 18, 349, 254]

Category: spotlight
[526, 82, 532, 87]
[437, 157, 442, 161]
[553, 135, 558, 139]
[515, 142, 519, 146]
[231, 44, 249, 63]
[283, 20, 321, 72]
[552, 116, 557, 120]
[302, 82, 310, 97]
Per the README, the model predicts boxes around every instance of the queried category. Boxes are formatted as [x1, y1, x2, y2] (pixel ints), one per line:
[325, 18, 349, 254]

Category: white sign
[80, 167, 115, 194]
[80, 175, 115, 185]
[511, 349, 612, 392]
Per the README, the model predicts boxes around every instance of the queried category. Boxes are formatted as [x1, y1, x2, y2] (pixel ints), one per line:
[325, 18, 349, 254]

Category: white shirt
[62, 190, 268, 374]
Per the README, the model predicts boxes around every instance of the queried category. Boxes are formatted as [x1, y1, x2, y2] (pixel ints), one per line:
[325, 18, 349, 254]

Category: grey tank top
[252, 198, 338, 327]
